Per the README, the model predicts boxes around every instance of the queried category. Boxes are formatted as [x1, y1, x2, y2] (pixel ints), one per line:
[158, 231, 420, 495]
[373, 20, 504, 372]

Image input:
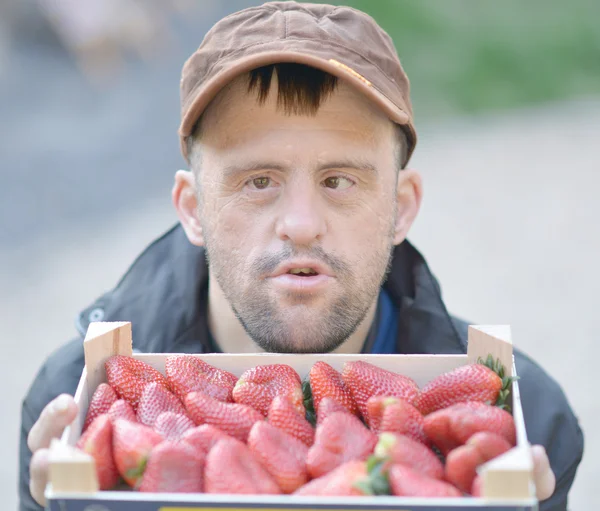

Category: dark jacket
[19, 224, 584, 510]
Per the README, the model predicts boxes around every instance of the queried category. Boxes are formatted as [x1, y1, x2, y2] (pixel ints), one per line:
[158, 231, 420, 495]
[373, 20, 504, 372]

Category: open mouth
[287, 267, 319, 277]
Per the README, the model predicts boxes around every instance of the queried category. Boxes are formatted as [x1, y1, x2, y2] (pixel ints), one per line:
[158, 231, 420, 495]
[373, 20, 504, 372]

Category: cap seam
[188, 37, 407, 112]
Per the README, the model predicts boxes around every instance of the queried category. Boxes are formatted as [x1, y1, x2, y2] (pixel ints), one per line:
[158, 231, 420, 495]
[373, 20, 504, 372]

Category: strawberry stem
[477, 354, 520, 412]
[364, 456, 392, 495]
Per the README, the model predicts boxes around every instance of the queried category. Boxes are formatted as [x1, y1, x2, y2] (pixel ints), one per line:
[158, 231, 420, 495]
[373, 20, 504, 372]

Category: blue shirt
[369, 288, 398, 354]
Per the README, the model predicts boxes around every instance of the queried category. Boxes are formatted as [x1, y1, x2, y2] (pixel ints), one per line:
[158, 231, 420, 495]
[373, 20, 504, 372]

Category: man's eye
[251, 177, 271, 189]
[323, 176, 353, 190]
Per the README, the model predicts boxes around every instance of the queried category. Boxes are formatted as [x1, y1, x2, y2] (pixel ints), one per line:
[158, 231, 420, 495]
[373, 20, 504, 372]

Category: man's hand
[27, 394, 78, 507]
[532, 444, 556, 501]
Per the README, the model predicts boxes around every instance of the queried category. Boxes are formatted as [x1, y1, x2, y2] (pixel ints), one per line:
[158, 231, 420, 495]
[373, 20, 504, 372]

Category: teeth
[289, 268, 316, 275]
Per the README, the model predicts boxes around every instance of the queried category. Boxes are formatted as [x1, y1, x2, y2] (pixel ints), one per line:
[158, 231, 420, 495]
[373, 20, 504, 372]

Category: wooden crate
[45, 322, 537, 511]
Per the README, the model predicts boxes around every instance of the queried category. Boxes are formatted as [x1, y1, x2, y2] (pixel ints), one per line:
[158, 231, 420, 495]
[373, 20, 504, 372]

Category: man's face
[193, 77, 404, 353]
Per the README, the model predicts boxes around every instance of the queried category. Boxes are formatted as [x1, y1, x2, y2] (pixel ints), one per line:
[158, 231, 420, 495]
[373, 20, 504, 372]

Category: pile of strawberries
[77, 354, 517, 497]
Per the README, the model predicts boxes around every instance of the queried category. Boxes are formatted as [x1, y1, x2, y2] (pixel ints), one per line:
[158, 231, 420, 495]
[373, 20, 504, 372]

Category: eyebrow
[221, 157, 377, 179]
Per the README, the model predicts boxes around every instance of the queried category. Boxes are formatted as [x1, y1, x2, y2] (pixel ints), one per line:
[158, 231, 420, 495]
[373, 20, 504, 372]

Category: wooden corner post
[83, 321, 133, 401]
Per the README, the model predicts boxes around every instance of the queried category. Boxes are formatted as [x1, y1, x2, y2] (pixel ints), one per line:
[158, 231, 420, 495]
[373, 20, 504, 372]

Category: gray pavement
[1, 98, 598, 509]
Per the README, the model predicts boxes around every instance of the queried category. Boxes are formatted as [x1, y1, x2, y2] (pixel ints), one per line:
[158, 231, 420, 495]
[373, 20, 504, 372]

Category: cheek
[203, 196, 272, 263]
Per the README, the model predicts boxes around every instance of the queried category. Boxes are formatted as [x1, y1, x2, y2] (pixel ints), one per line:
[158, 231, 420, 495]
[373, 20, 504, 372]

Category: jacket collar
[77, 224, 465, 355]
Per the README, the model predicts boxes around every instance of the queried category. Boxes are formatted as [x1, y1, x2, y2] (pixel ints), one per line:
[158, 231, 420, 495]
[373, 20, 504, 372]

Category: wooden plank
[467, 325, 514, 377]
[83, 321, 132, 401]
[47, 438, 98, 493]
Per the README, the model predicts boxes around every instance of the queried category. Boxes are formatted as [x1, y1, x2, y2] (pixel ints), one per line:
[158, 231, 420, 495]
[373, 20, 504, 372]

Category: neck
[207, 273, 378, 354]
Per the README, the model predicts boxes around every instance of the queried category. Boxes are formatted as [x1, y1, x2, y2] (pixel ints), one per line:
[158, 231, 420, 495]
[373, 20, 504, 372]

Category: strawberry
[248, 421, 309, 493]
[341, 361, 420, 421]
[154, 412, 195, 441]
[204, 437, 282, 494]
[316, 397, 352, 425]
[105, 355, 170, 411]
[112, 418, 163, 487]
[184, 391, 263, 442]
[471, 475, 483, 496]
[367, 396, 427, 444]
[107, 399, 137, 423]
[445, 431, 513, 493]
[139, 440, 205, 493]
[307, 411, 377, 479]
[136, 382, 187, 427]
[268, 395, 314, 447]
[388, 464, 462, 497]
[293, 460, 373, 496]
[374, 432, 444, 480]
[165, 355, 237, 402]
[233, 364, 304, 417]
[309, 361, 358, 417]
[83, 383, 118, 432]
[181, 424, 231, 456]
[423, 401, 516, 455]
[75, 414, 119, 490]
[414, 355, 516, 416]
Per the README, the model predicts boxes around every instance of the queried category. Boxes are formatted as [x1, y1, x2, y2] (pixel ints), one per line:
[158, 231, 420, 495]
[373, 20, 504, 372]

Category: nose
[275, 179, 327, 245]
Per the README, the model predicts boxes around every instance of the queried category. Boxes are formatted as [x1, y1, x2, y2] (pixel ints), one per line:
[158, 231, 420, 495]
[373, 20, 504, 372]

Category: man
[19, 2, 583, 510]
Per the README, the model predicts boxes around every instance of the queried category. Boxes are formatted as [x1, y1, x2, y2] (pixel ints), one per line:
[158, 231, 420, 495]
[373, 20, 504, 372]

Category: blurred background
[1, 0, 598, 508]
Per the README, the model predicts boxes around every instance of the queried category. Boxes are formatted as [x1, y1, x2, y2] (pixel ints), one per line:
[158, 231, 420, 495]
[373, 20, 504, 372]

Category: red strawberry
[154, 412, 195, 441]
[423, 401, 516, 455]
[76, 414, 119, 490]
[471, 475, 483, 496]
[165, 355, 237, 402]
[233, 364, 304, 417]
[445, 431, 513, 493]
[184, 391, 263, 442]
[414, 356, 515, 416]
[309, 361, 358, 417]
[388, 464, 462, 497]
[204, 437, 282, 494]
[139, 440, 205, 493]
[83, 383, 118, 432]
[317, 397, 352, 425]
[181, 424, 231, 456]
[105, 355, 170, 411]
[341, 361, 420, 421]
[268, 395, 314, 447]
[374, 432, 444, 480]
[137, 382, 187, 427]
[248, 421, 309, 493]
[307, 412, 377, 479]
[367, 396, 427, 444]
[107, 399, 137, 423]
[293, 460, 372, 496]
[112, 418, 163, 487]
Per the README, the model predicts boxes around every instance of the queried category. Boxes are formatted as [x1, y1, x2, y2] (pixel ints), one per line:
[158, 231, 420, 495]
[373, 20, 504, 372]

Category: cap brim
[179, 51, 416, 165]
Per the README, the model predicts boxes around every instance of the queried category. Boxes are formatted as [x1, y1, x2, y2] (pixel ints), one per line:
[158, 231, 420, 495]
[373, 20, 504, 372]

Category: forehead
[199, 74, 396, 154]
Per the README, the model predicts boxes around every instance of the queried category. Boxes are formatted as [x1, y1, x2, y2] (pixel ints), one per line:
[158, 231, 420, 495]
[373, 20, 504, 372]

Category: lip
[270, 260, 332, 278]
[268, 273, 333, 293]
[267, 260, 334, 293]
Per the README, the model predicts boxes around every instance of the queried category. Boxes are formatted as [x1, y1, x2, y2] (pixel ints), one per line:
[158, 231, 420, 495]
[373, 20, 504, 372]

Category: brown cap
[179, 1, 416, 166]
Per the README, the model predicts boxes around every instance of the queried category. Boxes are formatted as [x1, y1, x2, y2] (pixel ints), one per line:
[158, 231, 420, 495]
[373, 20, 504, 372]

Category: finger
[28, 394, 77, 452]
[29, 448, 49, 507]
[532, 444, 556, 501]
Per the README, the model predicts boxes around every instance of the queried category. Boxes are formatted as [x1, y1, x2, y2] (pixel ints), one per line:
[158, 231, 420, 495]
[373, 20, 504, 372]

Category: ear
[172, 170, 204, 246]
[393, 168, 423, 245]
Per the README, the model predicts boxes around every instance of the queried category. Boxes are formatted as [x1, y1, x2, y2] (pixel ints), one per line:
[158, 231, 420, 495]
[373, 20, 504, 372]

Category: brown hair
[188, 64, 406, 169]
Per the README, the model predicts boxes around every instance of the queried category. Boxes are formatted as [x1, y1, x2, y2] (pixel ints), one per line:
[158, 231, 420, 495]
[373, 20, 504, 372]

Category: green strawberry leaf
[353, 478, 375, 496]
[478, 354, 520, 413]
[302, 379, 317, 426]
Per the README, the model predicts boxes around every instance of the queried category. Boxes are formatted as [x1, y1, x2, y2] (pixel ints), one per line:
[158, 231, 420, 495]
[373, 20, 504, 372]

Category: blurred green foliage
[329, 0, 600, 118]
